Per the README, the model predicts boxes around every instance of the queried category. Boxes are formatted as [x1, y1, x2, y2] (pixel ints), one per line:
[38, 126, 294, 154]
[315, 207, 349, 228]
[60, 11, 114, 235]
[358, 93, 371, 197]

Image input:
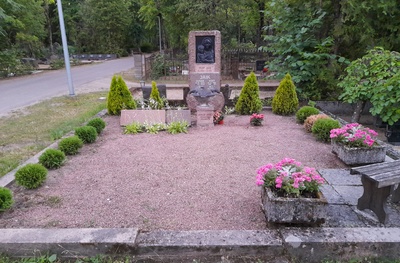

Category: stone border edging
[1, 228, 400, 262]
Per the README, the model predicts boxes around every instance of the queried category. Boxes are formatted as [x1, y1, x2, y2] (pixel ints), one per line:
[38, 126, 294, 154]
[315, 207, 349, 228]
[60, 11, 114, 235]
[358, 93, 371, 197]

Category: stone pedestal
[196, 106, 214, 127]
[186, 93, 225, 112]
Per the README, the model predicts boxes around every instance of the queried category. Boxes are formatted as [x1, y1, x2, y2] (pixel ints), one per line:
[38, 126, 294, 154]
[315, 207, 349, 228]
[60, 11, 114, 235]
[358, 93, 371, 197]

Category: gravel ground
[0, 111, 348, 230]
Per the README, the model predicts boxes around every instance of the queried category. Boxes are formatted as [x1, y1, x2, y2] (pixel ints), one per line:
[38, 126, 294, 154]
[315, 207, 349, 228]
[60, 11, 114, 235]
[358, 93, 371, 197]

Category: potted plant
[250, 113, 264, 126]
[330, 123, 386, 165]
[213, 111, 224, 125]
[256, 158, 327, 225]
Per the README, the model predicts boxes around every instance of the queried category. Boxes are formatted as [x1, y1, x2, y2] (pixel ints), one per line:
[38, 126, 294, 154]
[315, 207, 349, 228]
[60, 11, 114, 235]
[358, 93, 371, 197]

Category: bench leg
[392, 184, 400, 203]
[357, 175, 391, 224]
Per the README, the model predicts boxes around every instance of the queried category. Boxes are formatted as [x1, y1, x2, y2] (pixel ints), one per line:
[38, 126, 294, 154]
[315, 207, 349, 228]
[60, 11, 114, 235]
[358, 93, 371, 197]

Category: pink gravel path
[0, 111, 347, 230]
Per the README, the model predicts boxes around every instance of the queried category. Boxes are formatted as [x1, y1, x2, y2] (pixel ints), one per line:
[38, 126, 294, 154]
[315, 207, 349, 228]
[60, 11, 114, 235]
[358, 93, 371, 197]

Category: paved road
[0, 57, 135, 116]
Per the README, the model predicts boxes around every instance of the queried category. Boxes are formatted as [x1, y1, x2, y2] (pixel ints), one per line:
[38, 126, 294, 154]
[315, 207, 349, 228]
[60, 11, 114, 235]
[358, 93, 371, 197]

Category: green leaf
[48, 254, 57, 263]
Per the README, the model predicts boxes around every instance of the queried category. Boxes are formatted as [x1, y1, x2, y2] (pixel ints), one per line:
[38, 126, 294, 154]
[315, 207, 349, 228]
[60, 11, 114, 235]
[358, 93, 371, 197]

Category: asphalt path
[0, 57, 135, 116]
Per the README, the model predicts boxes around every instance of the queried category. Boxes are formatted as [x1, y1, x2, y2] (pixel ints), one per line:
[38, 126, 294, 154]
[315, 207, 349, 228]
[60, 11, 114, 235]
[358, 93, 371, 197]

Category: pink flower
[330, 123, 379, 148]
[255, 158, 325, 197]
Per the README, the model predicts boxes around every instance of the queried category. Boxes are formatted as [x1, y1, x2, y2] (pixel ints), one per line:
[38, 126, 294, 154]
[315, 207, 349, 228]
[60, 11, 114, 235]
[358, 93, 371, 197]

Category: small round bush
[296, 106, 320, 124]
[304, 114, 330, 133]
[39, 148, 66, 169]
[87, 117, 106, 134]
[312, 118, 341, 142]
[58, 136, 83, 155]
[0, 187, 13, 211]
[75, 126, 97, 143]
[15, 163, 48, 189]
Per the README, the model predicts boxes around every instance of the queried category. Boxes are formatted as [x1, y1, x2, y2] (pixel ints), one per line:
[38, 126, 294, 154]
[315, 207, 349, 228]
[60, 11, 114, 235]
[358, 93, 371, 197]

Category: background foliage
[1, 0, 399, 106]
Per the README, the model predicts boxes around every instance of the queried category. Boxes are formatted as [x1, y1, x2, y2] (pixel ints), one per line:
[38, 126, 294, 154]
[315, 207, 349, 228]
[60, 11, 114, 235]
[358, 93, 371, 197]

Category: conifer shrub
[149, 81, 164, 109]
[312, 118, 340, 142]
[0, 187, 13, 211]
[87, 117, 106, 134]
[75, 126, 97, 143]
[106, 75, 137, 115]
[39, 149, 66, 169]
[58, 136, 83, 155]
[304, 114, 330, 133]
[15, 164, 48, 189]
[296, 106, 320, 123]
[235, 72, 262, 115]
[272, 73, 299, 115]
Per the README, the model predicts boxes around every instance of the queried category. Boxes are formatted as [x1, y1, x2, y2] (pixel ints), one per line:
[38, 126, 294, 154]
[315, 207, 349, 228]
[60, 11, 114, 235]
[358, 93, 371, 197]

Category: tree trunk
[255, 0, 265, 46]
[332, 0, 342, 55]
[351, 100, 366, 123]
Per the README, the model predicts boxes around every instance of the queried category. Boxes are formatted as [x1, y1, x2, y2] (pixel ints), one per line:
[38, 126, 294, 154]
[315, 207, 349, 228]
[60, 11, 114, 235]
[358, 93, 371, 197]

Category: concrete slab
[319, 184, 345, 204]
[319, 168, 361, 186]
[136, 230, 283, 260]
[334, 185, 363, 206]
[324, 204, 367, 227]
[0, 228, 138, 258]
[281, 227, 400, 262]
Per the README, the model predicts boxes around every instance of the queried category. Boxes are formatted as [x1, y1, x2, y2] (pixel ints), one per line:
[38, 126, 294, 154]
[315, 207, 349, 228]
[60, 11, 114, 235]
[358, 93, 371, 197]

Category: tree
[78, 0, 131, 54]
[338, 47, 400, 125]
[260, 0, 346, 100]
[339, 0, 400, 60]
[0, 0, 45, 56]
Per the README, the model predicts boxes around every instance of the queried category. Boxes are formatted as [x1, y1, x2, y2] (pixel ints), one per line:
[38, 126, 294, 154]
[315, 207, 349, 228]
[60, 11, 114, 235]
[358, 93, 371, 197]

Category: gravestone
[187, 31, 224, 127]
[188, 31, 222, 93]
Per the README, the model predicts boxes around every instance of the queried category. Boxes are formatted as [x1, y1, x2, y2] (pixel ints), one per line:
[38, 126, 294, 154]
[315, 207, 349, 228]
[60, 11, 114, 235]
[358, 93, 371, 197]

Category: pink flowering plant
[213, 111, 224, 124]
[330, 123, 379, 148]
[250, 113, 264, 126]
[256, 158, 325, 198]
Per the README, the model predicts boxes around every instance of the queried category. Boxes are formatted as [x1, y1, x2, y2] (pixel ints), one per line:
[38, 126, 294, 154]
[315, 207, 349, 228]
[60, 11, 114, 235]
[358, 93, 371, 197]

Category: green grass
[0, 92, 107, 177]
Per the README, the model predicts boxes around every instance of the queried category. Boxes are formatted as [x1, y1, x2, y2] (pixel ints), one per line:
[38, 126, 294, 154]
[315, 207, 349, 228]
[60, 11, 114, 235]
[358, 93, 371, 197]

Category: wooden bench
[350, 160, 400, 224]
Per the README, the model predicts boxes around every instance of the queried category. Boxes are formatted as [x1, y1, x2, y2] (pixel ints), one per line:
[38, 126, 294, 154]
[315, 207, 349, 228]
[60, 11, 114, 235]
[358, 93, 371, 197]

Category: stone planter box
[120, 109, 166, 126]
[261, 186, 327, 225]
[165, 109, 191, 124]
[331, 141, 386, 165]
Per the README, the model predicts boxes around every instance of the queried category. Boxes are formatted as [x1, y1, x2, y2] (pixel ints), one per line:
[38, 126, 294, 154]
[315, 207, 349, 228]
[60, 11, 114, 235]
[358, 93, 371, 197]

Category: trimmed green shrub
[272, 73, 299, 115]
[58, 136, 83, 155]
[235, 72, 262, 115]
[106, 75, 137, 115]
[296, 106, 320, 124]
[0, 187, 13, 211]
[15, 164, 48, 189]
[312, 118, 341, 142]
[75, 126, 97, 143]
[87, 117, 106, 134]
[149, 81, 164, 109]
[304, 114, 330, 133]
[39, 149, 66, 169]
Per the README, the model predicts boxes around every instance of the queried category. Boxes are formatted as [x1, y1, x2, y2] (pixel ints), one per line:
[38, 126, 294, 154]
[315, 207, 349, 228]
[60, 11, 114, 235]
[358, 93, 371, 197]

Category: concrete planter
[120, 109, 166, 126]
[261, 186, 327, 225]
[331, 141, 386, 165]
[165, 109, 191, 125]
